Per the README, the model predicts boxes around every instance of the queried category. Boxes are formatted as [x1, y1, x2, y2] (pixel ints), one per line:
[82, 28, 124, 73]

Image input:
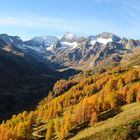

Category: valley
[0, 32, 140, 139]
[1, 0, 140, 139]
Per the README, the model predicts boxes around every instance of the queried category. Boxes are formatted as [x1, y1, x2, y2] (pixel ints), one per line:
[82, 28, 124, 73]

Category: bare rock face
[0, 32, 140, 70]
[43, 33, 134, 69]
[121, 38, 140, 49]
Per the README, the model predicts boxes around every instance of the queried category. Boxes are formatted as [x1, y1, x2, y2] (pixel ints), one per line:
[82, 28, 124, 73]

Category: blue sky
[0, 0, 140, 40]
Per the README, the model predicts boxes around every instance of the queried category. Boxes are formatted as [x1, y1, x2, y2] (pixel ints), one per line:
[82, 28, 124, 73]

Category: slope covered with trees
[0, 66, 140, 140]
[0, 41, 60, 122]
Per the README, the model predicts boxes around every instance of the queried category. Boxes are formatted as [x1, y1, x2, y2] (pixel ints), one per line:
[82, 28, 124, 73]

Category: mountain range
[1, 32, 139, 71]
[0, 32, 140, 121]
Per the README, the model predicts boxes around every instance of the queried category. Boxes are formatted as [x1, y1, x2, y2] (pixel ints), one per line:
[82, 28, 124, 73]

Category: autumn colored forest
[0, 66, 140, 140]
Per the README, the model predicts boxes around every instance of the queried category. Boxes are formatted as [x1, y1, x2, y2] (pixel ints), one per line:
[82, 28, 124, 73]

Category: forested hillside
[0, 66, 140, 140]
[0, 0, 140, 139]
[0, 44, 60, 122]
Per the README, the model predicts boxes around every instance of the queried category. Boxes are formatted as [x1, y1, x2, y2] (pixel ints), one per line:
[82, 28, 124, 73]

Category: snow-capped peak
[97, 32, 121, 42]
[65, 32, 75, 40]
[89, 32, 121, 45]
[26, 35, 59, 47]
[43, 36, 59, 46]
[32, 36, 44, 44]
[61, 32, 77, 43]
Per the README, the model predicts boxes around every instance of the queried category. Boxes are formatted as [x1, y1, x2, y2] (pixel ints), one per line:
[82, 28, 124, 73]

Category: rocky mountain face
[13, 32, 139, 70]
[0, 32, 140, 71]
[121, 38, 140, 49]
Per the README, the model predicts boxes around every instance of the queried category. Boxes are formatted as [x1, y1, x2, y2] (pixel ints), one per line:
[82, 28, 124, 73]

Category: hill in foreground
[0, 66, 140, 140]
[70, 102, 140, 140]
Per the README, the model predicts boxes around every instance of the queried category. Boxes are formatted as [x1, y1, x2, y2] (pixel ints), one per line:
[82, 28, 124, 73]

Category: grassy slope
[70, 102, 140, 140]
[32, 102, 140, 140]
[121, 48, 140, 67]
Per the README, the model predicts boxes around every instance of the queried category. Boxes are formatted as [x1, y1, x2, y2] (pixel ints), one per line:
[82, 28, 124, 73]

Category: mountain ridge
[0, 32, 139, 70]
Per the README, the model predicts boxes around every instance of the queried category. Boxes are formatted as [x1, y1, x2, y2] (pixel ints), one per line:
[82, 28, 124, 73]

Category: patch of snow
[61, 41, 78, 49]
[46, 44, 54, 51]
[90, 40, 97, 45]
[89, 37, 113, 45]
[89, 36, 97, 45]
[30, 36, 59, 47]
[97, 38, 113, 45]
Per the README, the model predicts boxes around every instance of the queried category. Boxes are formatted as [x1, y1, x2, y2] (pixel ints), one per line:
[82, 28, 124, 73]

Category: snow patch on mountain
[89, 36, 113, 45]
[61, 41, 78, 49]
[25, 36, 59, 48]
[46, 45, 54, 51]
[90, 40, 97, 45]
[97, 38, 113, 45]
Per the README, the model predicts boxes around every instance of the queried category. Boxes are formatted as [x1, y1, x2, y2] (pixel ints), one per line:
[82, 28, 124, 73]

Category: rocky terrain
[1, 32, 139, 71]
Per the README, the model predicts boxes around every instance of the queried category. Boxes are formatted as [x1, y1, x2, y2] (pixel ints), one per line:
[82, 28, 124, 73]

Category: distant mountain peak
[0, 34, 23, 45]
[97, 32, 121, 42]
[61, 32, 77, 43]
[25, 35, 59, 47]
